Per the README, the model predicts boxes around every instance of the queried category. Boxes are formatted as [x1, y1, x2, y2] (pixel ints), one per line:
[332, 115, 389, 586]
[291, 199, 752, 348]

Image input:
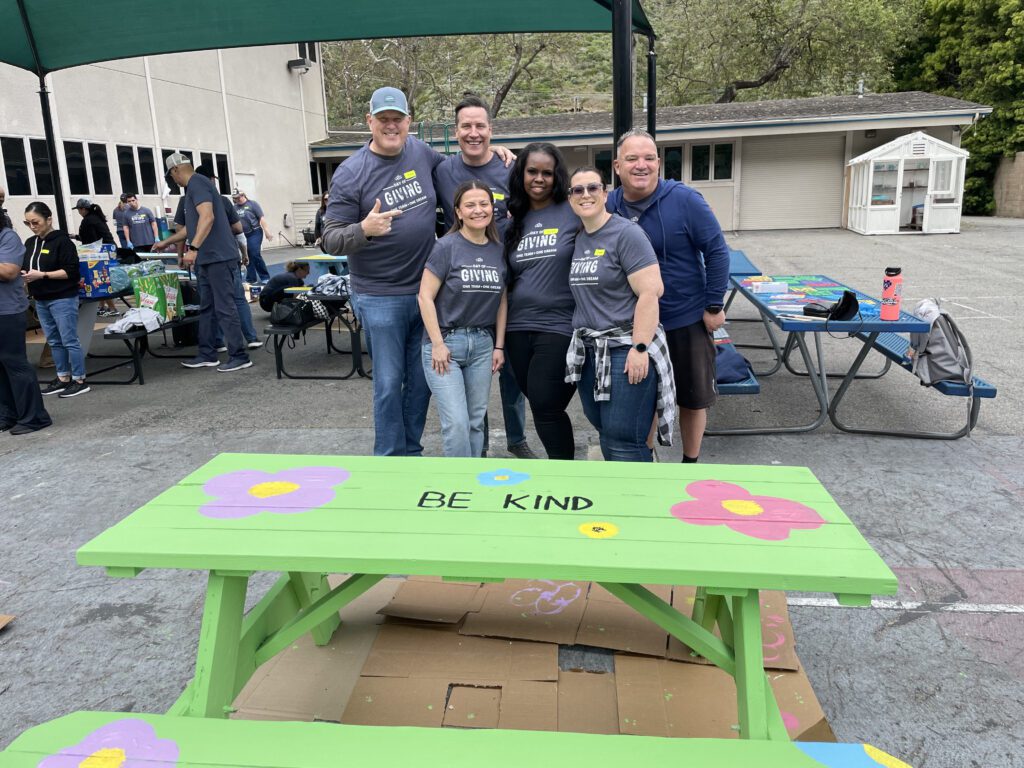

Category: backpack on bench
[908, 298, 972, 389]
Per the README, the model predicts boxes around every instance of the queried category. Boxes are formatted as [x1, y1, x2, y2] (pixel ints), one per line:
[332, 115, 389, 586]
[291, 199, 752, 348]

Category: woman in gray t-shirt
[418, 180, 508, 458]
[565, 168, 669, 462]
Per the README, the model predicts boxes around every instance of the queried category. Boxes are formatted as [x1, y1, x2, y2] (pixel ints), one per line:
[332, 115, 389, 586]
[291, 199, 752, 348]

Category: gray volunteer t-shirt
[125, 206, 156, 245]
[506, 200, 580, 336]
[184, 174, 238, 265]
[570, 214, 658, 333]
[112, 206, 128, 234]
[234, 199, 264, 234]
[434, 154, 510, 236]
[621, 191, 656, 223]
[326, 137, 444, 296]
[176, 196, 238, 227]
[0, 227, 28, 315]
[423, 232, 506, 342]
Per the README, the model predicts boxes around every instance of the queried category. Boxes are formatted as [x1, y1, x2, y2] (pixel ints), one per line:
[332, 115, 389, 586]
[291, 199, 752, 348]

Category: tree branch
[490, 37, 547, 117]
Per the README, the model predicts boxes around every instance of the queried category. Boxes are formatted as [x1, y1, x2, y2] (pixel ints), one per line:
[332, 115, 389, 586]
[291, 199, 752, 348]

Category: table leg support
[187, 571, 249, 718]
[288, 572, 341, 646]
[733, 590, 770, 740]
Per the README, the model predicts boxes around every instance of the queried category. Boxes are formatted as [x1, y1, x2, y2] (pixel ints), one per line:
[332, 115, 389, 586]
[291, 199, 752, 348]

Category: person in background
[503, 143, 580, 460]
[122, 194, 159, 252]
[112, 194, 131, 249]
[564, 168, 674, 462]
[418, 180, 507, 457]
[21, 202, 90, 399]
[74, 198, 119, 317]
[607, 130, 729, 463]
[434, 94, 536, 460]
[314, 191, 329, 247]
[0, 211, 51, 434]
[232, 190, 273, 284]
[0, 186, 13, 229]
[260, 261, 310, 312]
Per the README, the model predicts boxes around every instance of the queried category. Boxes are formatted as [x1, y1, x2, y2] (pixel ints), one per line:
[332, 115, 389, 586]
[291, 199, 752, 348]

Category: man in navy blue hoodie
[607, 130, 730, 463]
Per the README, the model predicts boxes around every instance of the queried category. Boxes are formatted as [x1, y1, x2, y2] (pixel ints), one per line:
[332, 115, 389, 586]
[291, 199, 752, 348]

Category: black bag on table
[271, 297, 316, 328]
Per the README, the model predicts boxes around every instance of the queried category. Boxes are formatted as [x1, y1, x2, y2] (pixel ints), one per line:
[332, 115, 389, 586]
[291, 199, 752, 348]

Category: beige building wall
[994, 152, 1024, 218]
[0, 44, 326, 243]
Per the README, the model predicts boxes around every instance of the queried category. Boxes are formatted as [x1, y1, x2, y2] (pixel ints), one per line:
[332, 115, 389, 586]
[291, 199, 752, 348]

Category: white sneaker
[215, 346, 228, 352]
[247, 340, 263, 349]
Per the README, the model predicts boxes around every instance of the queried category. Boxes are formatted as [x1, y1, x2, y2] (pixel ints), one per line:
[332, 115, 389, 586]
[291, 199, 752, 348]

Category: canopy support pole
[15, 0, 69, 232]
[611, 0, 633, 153]
[646, 33, 656, 138]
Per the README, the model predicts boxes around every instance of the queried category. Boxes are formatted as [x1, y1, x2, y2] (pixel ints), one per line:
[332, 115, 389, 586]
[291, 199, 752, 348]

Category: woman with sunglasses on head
[503, 143, 581, 460]
[21, 202, 90, 399]
[564, 168, 675, 462]
[419, 180, 507, 458]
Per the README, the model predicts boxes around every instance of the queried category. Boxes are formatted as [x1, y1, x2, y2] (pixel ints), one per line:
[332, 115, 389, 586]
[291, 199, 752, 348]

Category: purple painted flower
[199, 466, 351, 519]
[38, 718, 178, 768]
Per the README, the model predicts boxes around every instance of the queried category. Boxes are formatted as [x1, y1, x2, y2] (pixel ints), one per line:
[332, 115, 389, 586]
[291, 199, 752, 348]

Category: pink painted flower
[200, 466, 350, 519]
[670, 480, 825, 541]
[38, 718, 178, 768]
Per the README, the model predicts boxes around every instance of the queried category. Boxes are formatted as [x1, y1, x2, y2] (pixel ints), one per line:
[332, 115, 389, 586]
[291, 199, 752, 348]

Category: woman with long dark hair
[418, 180, 507, 458]
[314, 191, 329, 247]
[502, 142, 580, 460]
[0, 210, 51, 434]
[22, 201, 90, 399]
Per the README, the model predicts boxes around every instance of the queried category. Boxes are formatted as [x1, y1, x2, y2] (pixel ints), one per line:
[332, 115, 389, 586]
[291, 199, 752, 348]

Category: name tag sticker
[543, 228, 559, 235]
[493, 193, 506, 201]
[41, 249, 50, 254]
[403, 170, 417, 180]
[594, 249, 606, 256]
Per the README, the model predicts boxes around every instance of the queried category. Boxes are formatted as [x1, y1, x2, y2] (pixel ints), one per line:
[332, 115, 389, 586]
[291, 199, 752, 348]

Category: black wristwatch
[705, 304, 724, 315]
[188, 245, 199, 252]
[633, 342, 648, 353]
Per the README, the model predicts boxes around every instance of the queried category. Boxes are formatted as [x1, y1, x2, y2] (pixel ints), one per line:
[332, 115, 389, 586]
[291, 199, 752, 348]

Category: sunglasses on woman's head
[569, 183, 604, 198]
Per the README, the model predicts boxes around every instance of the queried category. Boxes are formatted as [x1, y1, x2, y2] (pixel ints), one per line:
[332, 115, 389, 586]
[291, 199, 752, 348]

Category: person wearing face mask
[502, 143, 581, 460]
[21, 202, 90, 399]
[418, 180, 507, 458]
[564, 168, 675, 463]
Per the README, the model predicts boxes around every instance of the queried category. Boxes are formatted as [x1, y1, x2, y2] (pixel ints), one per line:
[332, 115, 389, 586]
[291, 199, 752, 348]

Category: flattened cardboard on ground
[378, 576, 484, 624]
[0, 614, 13, 632]
[459, 579, 589, 645]
[361, 623, 558, 683]
[575, 584, 672, 657]
[614, 654, 833, 741]
[231, 576, 401, 722]
[557, 671, 619, 735]
[667, 586, 800, 671]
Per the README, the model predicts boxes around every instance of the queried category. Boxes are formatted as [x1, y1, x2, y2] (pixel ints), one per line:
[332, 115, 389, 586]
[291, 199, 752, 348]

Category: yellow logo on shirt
[403, 170, 417, 180]
[493, 193, 506, 201]
[594, 249, 605, 256]
[41, 249, 50, 254]
[543, 228, 559, 235]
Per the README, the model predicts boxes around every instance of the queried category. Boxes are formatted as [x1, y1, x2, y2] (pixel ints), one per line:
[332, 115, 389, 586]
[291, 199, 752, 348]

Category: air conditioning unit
[287, 57, 312, 74]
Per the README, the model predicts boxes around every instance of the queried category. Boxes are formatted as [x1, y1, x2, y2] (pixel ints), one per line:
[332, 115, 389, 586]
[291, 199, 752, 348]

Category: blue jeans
[214, 267, 258, 344]
[578, 345, 657, 462]
[422, 328, 494, 458]
[358, 293, 430, 456]
[35, 297, 85, 380]
[244, 230, 270, 283]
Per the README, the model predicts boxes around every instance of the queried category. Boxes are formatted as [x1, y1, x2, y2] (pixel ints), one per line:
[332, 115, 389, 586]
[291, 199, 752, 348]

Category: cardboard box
[557, 670, 619, 734]
[379, 577, 484, 624]
[575, 584, 671, 657]
[0, 614, 13, 632]
[460, 579, 589, 645]
[132, 273, 183, 321]
[77, 245, 118, 299]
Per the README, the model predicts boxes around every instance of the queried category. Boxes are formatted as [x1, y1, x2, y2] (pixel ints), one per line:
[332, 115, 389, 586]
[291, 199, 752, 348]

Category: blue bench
[714, 330, 760, 395]
[830, 330, 997, 439]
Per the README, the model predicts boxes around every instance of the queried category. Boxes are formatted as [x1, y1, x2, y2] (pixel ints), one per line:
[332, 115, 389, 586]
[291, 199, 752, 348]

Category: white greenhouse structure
[847, 131, 969, 235]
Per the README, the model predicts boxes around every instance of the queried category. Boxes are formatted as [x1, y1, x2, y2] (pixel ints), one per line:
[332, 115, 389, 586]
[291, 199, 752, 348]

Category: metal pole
[646, 33, 657, 139]
[611, 0, 633, 151]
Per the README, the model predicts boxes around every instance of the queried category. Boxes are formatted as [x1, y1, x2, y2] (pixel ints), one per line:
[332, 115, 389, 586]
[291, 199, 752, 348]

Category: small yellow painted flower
[579, 521, 619, 539]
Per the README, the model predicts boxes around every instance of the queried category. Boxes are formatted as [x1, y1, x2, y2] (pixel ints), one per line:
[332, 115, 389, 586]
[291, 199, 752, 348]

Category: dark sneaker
[0, 422, 15, 432]
[508, 441, 540, 460]
[181, 357, 219, 369]
[217, 357, 253, 372]
[58, 380, 91, 398]
[41, 378, 69, 396]
[10, 422, 51, 435]
[246, 340, 263, 349]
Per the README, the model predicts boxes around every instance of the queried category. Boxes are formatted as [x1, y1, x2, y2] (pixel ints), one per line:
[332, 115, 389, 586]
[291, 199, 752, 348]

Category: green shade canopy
[1, 0, 653, 75]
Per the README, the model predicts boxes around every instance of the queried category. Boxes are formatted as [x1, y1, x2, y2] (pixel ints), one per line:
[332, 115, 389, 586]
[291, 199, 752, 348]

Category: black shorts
[665, 320, 717, 410]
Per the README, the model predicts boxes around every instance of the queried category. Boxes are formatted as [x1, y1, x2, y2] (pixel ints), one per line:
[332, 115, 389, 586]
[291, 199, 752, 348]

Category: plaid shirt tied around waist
[565, 324, 677, 446]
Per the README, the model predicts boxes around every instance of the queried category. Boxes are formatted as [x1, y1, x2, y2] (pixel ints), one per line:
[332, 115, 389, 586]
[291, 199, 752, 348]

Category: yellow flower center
[79, 748, 127, 768]
[863, 745, 912, 768]
[248, 480, 301, 499]
[494, 475, 510, 481]
[722, 499, 764, 516]
[579, 521, 619, 539]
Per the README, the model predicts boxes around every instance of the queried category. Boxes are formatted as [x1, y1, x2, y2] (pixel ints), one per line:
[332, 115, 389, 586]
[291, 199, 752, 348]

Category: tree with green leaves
[894, 0, 1024, 214]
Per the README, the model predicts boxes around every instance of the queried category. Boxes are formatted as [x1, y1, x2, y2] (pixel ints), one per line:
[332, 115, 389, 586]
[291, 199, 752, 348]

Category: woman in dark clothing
[22, 201, 90, 399]
[313, 192, 329, 247]
[75, 198, 118, 316]
[0, 211, 51, 434]
[259, 261, 310, 312]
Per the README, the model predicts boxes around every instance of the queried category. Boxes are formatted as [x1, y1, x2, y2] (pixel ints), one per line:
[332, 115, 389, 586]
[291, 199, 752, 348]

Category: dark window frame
[116, 145, 138, 194]
[64, 140, 90, 195]
[689, 142, 734, 182]
[89, 142, 113, 195]
[138, 147, 158, 195]
[29, 139, 54, 195]
[1, 136, 32, 195]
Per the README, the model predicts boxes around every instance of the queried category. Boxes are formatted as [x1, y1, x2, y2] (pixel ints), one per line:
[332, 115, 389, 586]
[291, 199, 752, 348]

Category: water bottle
[880, 267, 903, 321]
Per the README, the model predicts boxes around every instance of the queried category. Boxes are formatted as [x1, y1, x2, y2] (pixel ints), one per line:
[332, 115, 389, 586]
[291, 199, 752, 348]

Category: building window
[30, 139, 54, 195]
[161, 149, 193, 195]
[298, 42, 318, 63]
[309, 162, 319, 195]
[595, 149, 612, 185]
[89, 143, 113, 195]
[116, 145, 137, 193]
[138, 147, 158, 195]
[215, 154, 231, 194]
[664, 146, 682, 181]
[690, 143, 733, 182]
[64, 141, 90, 195]
[200, 152, 214, 175]
[1, 136, 31, 195]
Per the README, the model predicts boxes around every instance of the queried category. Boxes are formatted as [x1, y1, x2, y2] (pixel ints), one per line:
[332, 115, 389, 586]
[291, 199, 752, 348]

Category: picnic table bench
[265, 288, 369, 380]
[713, 327, 759, 396]
[85, 314, 200, 385]
[0, 711, 915, 768]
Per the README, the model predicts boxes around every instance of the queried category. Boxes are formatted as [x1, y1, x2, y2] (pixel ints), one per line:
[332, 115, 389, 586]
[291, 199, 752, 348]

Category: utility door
[923, 157, 961, 233]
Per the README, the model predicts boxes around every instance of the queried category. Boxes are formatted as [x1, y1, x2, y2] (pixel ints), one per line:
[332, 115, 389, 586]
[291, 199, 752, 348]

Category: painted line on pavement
[787, 597, 1024, 615]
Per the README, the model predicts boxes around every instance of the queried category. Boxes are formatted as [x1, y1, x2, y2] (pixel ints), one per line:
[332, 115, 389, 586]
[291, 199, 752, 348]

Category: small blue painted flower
[477, 469, 530, 486]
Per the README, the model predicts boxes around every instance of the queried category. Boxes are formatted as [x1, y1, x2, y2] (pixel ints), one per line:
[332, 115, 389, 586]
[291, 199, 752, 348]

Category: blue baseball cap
[369, 87, 409, 116]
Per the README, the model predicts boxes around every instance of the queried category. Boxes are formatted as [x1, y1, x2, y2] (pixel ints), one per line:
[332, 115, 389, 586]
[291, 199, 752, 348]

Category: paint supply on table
[880, 266, 903, 321]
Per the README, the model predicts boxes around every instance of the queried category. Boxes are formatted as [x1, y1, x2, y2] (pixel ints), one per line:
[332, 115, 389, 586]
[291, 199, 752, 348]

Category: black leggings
[505, 331, 577, 460]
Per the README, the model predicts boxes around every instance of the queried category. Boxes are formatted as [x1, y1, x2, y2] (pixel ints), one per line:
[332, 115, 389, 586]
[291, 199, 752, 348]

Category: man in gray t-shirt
[122, 194, 158, 250]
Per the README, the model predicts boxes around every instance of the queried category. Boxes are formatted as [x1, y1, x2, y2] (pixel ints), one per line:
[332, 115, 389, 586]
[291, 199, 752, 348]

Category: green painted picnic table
[76, 453, 897, 742]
